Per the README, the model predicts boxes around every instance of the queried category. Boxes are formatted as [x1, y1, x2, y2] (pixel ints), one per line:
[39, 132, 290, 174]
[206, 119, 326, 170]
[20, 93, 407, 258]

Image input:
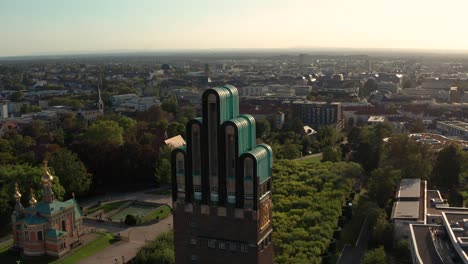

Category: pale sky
[1, 0, 468, 57]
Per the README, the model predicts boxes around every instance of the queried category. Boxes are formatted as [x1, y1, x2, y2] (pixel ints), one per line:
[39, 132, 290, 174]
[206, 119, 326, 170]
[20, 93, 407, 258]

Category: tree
[279, 142, 301, 160]
[256, 119, 271, 139]
[401, 77, 413, 89]
[161, 95, 178, 114]
[394, 239, 412, 263]
[431, 144, 464, 188]
[47, 148, 92, 196]
[317, 126, 338, 148]
[155, 158, 171, 185]
[321, 146, 341, 162]
[381, 135, 433, 179]
[134, 231, 174, 264]
[360, 79, 377, 98]
[0, 164, 65, 232]
[368, 168, 401, 208]
[9, 91, 24, 102]
[167, 122, 185, 138]
[362, 246, 387, 264]
[83, 120, 124, 145]
[125, 214, 137, 225]
[408, 118, 425, 133]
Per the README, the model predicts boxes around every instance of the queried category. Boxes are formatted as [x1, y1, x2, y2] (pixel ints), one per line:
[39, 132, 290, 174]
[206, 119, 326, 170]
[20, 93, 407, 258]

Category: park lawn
[141, 205, 172, 223]
[87, 200, 128, 214]
[301, 153, 323, 163]
[51, 232, 115, 264]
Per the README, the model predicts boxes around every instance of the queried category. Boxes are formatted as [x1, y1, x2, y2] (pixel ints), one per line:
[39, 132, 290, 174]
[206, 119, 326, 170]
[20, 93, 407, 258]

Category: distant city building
[0, 101, 8, 119]
[10, 162, 83, 258]
[290, 101, 343, 130]
[449, 87, 461, 103]
[436, 121, 468, 139]
[110, 93, 161, 112]
[377, 81, 399, 94]
[367, 116, 386, 126]
[171, 85, 273, 264]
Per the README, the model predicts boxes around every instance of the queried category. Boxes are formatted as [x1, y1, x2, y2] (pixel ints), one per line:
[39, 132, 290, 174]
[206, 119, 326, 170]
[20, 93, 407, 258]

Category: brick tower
[171, 85, 273, 264]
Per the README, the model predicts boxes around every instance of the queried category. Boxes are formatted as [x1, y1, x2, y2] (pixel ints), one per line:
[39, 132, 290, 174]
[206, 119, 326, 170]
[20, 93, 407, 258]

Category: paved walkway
[75, 188, 173, 264]
[78, 215, 173, 264]
[337, 216, 370, 264]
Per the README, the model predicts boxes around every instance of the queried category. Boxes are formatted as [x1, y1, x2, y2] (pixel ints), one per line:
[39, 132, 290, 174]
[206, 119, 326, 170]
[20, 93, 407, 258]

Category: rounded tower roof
[41, 160, 54, 184]
[29, 188, 37, 206]
[14, 183, 21, 200]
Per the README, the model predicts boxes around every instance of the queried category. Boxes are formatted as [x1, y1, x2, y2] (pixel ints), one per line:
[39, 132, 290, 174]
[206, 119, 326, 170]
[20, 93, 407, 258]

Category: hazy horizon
[2, 0, 468, 57]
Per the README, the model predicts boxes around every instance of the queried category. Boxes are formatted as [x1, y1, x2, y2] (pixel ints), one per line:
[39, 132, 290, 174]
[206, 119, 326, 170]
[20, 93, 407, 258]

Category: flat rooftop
[392, 201, 420, 220]
[368, 116, 386, 122]
[396, 178, 421, 199]
[443, 212, 468, 260]
[410, 225, 444, 264]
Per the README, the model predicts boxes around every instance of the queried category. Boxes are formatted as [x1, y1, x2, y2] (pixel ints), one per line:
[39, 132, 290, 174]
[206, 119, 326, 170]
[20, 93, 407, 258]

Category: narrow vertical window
[244, 157, 254, 208]
[208, 94, 218, 202]
[226, 125, 236, 204]
[192, 124, 202, 201]
[176, 152, 185, 196]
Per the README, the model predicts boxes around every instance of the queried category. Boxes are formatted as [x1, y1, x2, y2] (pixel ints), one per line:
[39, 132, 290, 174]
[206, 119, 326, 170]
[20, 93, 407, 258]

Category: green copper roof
[208, 85, 239, 124]
[18, 215, 48, 225]
[245, 144, 273, 183]
[25, 198, 82, 220]
[227, 115, 256, 155]
[46, 229, 67, 239]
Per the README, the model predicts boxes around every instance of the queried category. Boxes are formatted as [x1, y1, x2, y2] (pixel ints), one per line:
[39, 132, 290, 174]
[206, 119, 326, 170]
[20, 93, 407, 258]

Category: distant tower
[171, 85, 274, 264]
[204, 64, 211, 78]
[97, 84, 104, 114]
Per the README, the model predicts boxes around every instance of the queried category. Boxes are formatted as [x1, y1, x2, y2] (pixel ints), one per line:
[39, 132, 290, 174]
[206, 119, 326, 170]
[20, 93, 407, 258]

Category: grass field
[51, 232, 115, 264]
[86, 200, 128, 214]
[109, 203, 159, 222]
[295, 153, 323, 162]
[141, 205, 172, 223]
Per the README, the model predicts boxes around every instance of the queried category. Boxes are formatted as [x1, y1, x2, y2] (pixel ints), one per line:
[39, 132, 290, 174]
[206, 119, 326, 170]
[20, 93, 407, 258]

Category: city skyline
[2, 0, 468, 57]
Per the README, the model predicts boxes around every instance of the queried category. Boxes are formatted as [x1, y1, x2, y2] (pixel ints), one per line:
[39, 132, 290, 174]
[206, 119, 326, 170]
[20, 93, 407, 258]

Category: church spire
[97, 79, 104, 113]
[42, 160, 55, 203]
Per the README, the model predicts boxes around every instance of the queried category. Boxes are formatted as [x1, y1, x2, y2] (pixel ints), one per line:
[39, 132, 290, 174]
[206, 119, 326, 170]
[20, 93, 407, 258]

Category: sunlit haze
[2, 0, 468, 56]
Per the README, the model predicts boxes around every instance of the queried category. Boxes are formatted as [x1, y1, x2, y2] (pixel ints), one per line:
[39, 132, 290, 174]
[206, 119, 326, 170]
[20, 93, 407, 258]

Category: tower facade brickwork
[171, 85, 273, 264]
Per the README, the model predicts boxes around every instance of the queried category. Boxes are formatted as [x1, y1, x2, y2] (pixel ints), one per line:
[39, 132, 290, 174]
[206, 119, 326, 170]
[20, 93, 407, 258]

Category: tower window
[38, 231, 43, 241]
[241, 243, 248, 253]
[208, 239, 216, 248]
[219, 240, 226, 250]
[191, 254, 199, 264]
[230, 242, 238, 251]
[61, 220, 66, 231]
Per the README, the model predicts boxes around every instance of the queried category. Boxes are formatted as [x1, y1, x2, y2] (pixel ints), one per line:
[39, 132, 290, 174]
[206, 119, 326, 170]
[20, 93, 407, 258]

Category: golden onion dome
[41, 160, 54, 184]
[29, 189, 37, 206]
[14, 183, 21, 199]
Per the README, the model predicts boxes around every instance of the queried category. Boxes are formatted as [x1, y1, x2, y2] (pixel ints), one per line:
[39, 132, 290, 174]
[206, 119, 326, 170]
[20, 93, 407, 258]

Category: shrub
[124, 214, 137, 226]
